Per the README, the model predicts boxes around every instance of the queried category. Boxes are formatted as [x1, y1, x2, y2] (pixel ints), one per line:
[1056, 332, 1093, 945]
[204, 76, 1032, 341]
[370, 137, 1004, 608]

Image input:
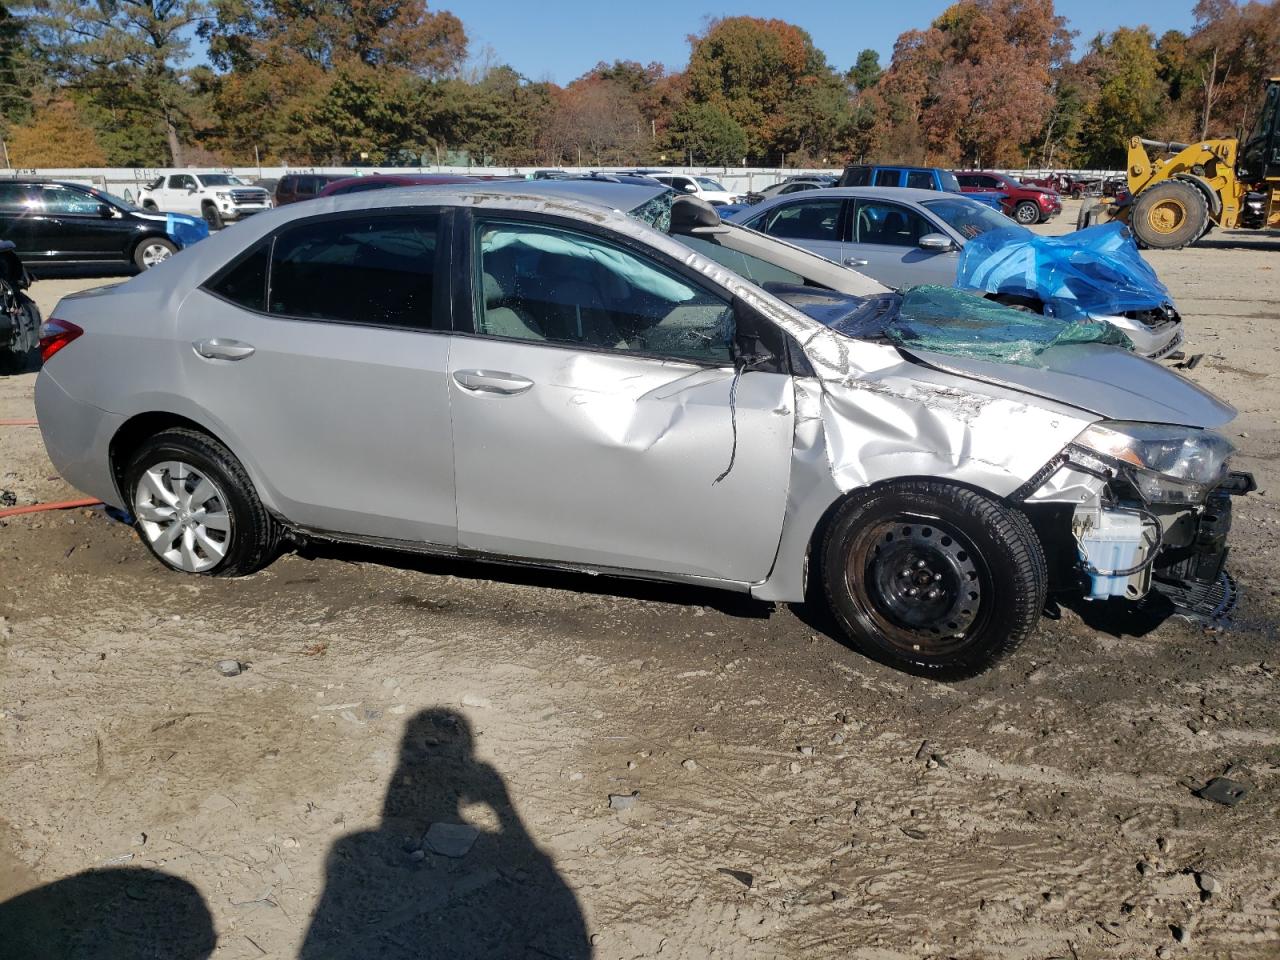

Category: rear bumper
[34, 370, 126, 509]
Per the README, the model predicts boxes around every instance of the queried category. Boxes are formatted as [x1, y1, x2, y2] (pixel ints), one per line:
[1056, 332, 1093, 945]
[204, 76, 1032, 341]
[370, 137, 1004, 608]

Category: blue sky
[459, 0, 1198, 84]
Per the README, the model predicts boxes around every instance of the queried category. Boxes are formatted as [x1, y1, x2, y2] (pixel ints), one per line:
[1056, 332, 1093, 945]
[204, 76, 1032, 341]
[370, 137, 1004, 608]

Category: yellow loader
[1081, 77, 1280, 249]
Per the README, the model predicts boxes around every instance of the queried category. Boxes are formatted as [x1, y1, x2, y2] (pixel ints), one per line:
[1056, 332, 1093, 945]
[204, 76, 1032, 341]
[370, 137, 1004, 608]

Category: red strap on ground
[0, 498, 103, 519]
[0, 418, 39, 426]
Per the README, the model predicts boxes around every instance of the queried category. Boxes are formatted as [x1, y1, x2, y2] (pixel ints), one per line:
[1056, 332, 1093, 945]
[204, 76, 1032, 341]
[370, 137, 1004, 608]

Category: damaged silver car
[35, 180, 1252, 677]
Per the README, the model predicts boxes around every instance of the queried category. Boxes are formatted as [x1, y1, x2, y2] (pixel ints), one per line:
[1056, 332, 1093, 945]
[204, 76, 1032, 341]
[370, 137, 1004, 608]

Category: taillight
[39, 318, 84, 362]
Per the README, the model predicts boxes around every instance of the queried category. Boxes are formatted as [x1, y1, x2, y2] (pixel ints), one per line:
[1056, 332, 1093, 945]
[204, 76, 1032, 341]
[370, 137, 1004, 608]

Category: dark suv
[0, 178, 208, 274]
[275, 174, 346, 206]
[954, 171, 1061, 224]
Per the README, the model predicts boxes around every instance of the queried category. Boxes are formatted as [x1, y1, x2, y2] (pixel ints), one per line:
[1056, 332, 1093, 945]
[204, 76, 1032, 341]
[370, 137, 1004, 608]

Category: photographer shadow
[300, 707, 591, 959]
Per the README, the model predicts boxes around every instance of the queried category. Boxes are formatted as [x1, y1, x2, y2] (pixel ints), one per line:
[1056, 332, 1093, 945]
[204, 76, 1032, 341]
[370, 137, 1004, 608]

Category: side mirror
[918, 232, 954, 252]
[97, 203, 114, 218]
[683, 183, 697, 193]
[186, 185, 198, 193]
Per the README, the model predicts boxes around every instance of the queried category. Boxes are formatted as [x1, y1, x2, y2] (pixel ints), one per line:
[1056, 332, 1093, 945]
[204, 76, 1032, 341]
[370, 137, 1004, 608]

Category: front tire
[202, 203, 224, 231]
[822, 480, 1046, 679]
[1013, 201, 1041, 225]
[1130, 180, 1209, 250]
[124, 428, 277, 576]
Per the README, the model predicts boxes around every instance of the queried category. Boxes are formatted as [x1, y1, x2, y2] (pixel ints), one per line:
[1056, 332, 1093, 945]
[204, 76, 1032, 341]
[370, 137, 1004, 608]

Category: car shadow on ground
[1058, 592, 1180, 638]
[299, 708, 592, 959]
[0, 709, 592, 960]
[292, 540, 777, 620]
[0, 866, 215, 960]
[1196, 234, 1280, 253]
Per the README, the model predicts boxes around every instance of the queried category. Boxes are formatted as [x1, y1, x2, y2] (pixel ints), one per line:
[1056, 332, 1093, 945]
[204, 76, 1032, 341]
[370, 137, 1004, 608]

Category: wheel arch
[1171, 173, 1222, 218]
[108, 410, 278, 517]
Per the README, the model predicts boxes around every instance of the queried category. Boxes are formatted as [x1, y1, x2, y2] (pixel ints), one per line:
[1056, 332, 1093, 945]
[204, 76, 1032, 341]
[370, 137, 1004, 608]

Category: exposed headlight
[215, 191, 231, 199]
[1073, 421, 1233, 504]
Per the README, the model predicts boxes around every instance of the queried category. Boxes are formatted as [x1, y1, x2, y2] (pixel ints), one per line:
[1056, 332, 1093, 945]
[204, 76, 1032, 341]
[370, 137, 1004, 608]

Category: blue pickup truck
[837, 164, 1006, 212]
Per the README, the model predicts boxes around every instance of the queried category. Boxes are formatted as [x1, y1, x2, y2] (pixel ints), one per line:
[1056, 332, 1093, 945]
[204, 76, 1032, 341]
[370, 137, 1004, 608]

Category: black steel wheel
[822, 480, 1046, 679]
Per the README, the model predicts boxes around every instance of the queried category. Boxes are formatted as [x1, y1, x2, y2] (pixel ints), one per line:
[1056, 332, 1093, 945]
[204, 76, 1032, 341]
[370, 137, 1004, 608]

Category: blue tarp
[165, 212, 210, 249]
[957, 221, 1171, 320]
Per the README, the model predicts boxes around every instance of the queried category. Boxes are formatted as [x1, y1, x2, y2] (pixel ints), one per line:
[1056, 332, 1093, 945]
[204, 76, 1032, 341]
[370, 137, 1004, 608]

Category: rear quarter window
[204, 241, 271, 311]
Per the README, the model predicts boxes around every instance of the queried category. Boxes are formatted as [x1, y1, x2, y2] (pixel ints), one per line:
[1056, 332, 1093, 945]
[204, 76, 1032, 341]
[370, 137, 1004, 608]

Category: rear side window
[755, 199, 843, 242]
[939, 170, 962, 192]
[269, 214, 440, 329]
[206, 241, 270, 311]
[873, 168, 901, 187]
[297, 176, 317, 196]
[905, 170, 935, 190]
[840, 166, 870, 186]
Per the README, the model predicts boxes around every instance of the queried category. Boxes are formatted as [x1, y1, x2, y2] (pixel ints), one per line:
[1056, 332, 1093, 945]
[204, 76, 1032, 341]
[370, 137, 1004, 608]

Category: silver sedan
[35, 181, 1242, 677]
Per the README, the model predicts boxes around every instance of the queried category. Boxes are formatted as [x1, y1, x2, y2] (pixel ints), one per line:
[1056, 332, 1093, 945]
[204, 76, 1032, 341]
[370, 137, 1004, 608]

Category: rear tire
[822, 480, 1046, 679]
[1130, 180, 1209, 250]
[124, 428, 278, 576]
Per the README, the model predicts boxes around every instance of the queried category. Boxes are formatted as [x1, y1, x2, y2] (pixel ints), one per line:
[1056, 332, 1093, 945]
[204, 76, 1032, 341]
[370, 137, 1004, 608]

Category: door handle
[844, 257, 869, 267]
[193, 338, 255, 361]
[453, 369, 534, 396]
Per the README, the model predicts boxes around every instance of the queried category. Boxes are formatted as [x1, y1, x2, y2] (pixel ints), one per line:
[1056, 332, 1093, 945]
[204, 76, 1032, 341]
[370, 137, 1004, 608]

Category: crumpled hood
[901, 342, 1236, 429]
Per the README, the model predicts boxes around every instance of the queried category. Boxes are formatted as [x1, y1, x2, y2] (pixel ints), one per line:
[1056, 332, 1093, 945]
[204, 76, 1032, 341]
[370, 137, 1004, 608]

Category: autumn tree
[1189, 0, 1280, 139]
[1076, 27, 1169, 165]
[682, 16, 846, 162]
[6, 95, 107, 165]
[544, 78, 646, 166]
[877, 0, 1072, 167]
[18, 0, 209, 165]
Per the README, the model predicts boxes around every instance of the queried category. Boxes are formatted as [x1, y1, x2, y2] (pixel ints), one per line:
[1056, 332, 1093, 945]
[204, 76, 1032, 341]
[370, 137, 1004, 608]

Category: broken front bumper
[1148, 471, 1255, 619]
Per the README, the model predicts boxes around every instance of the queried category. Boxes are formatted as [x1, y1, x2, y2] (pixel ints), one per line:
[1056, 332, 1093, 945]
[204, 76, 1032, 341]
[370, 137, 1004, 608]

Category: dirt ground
[2, 201, 1278, 959]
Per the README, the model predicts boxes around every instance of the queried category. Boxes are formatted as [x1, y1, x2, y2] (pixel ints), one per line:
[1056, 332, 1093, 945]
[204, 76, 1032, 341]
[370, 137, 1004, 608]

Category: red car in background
[317, 173, 515, 198]
[953, 171, 1062, 225]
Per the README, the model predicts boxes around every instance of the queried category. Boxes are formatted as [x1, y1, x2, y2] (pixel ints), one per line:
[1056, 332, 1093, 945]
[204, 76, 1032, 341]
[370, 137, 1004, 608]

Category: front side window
[853, 201, 931, 246]
[36, 185, 103, 215]
[754, 199, 842, 242]
[169, 175, 195, 190]
[0, 183, 32, 213]
[474, 220, 733, 364]
[922, 197, 1018, 239]
[874, 168, 901, 187]
[269, 214, 440, 329]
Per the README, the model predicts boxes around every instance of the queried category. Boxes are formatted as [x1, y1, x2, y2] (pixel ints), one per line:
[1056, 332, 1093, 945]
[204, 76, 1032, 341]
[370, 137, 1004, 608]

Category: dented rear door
[448, 213, 795, 582]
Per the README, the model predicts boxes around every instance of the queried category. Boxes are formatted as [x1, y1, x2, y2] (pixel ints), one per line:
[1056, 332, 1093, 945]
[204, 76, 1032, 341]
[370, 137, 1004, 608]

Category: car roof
[318, 173, 482, 195]
[751, 186, 957, 204]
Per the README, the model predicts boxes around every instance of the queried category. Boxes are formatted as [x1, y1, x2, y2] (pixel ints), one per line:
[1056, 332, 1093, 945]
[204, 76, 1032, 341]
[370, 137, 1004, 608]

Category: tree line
[0, 0, 1275, 170]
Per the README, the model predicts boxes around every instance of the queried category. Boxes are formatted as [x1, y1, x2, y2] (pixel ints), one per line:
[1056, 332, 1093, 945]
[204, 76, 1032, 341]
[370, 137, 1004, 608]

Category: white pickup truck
[138, 172, 272, 229]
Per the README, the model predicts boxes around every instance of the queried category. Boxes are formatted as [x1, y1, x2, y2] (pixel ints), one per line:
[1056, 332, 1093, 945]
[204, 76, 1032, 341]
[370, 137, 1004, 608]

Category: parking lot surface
[2, 201, 1279, 958]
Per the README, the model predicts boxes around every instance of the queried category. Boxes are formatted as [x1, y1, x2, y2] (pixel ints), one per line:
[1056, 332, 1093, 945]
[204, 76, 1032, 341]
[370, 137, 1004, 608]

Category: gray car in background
[35, 180, 1245, 678]
[729, 187, 1185, 358]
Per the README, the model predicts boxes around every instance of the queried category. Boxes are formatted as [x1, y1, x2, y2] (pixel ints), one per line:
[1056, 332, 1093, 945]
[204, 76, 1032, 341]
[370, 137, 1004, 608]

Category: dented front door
[448, 341, 795, 581]
[448, 213, 795, 582]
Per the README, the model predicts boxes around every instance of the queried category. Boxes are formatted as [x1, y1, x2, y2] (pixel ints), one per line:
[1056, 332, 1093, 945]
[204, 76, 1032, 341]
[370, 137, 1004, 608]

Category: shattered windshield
[886, 285, 1132, 365]
[922, 197, 1022, 240]
[627, 189, 675, 232]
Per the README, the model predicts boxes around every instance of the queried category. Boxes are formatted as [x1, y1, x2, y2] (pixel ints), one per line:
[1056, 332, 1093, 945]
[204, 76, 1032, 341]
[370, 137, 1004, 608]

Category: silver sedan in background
[35, 181, 1244, 678]
[729, 186, 1185, 358]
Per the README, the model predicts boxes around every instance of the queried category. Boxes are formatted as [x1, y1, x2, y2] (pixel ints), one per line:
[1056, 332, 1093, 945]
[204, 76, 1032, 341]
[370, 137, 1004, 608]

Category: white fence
[0, 165, 1124, 202]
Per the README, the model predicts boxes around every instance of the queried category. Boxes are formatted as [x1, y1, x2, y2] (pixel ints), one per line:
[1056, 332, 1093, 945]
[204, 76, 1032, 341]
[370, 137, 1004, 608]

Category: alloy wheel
[133, 460, 232, 573]
[139, 241, 173, 268]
